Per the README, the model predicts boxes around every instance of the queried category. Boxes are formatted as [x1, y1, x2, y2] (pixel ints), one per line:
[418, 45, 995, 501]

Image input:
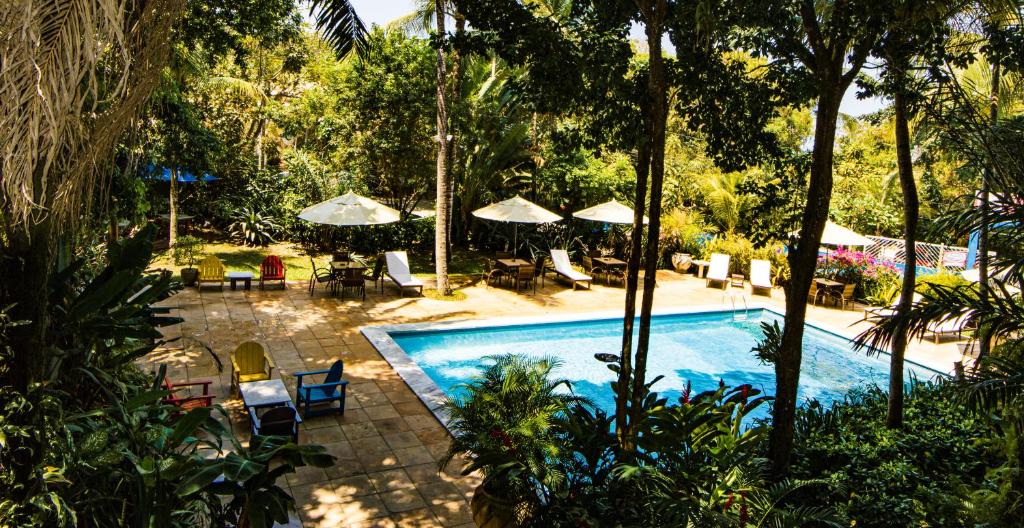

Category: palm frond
[1, 0, 184, 238]
[308, 0, 367, 58]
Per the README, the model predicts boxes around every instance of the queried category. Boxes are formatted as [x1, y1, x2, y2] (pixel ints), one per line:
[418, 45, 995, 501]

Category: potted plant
[173, 235, 205, 286]
[438, 355, 587, 528]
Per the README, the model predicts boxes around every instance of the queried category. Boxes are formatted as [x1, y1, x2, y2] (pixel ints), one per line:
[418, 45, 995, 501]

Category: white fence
[864, 236, 969, 273]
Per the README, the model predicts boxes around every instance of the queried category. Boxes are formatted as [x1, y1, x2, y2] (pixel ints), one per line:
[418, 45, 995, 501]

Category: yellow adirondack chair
[197, 256, 225, 290]
[231, 341, 274, 394]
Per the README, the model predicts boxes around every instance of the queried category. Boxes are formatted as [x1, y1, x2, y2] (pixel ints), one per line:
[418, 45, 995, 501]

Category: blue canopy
[147, 164, 218, 183]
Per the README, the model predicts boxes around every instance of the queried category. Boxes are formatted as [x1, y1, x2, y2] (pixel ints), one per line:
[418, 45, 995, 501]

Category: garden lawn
[150, 239, 489, 283]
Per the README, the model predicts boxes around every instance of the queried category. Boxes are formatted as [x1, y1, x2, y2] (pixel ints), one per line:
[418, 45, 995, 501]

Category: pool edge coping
[360, 303, 950, 430]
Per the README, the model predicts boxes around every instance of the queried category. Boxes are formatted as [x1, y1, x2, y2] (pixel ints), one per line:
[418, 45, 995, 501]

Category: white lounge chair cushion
[707, 253, 730, 281]
[750, 259, 771, 288]
[389, 273, 423, 287]
[550, 250, 592, 281]
[385, 251, 412, 274]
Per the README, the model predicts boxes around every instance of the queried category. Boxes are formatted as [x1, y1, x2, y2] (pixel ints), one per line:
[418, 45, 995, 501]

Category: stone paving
[146, 269, 966, 527]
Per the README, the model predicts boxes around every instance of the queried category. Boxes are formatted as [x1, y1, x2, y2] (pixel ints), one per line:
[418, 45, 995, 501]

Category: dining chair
[515, 265, 537, 294]
[338, 266, 367, 301]
[308, 256, 336, 296]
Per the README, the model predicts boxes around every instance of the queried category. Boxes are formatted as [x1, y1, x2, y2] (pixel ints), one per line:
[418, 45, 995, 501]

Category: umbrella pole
[513, 224, 518, 259]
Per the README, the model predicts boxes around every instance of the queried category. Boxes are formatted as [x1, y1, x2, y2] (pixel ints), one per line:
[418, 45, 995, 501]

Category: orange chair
[259, 255, 286, 290]
[162, 376, 215, 410]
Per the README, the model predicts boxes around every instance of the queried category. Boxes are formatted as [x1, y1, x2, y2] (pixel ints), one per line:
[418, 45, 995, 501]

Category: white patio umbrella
[820, 221, 874, 247]
[572, 199, 649, 225]
[791, 220, 874, 248]
[298, 191, 401, 226]
[472, 195, 562, 256]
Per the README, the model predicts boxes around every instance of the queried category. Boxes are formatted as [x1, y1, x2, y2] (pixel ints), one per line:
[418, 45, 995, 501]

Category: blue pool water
[389, 310, 939, 420]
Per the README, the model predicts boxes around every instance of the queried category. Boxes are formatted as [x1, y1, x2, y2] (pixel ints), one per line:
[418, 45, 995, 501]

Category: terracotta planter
[671, 252, 693, 273]
[470, 483, 531, 528]
[181, 267, 199, 287]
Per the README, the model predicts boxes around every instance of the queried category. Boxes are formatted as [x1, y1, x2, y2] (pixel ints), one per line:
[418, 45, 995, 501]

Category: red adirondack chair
[162, 376, 215, 410]
[259, 255, 287, 290]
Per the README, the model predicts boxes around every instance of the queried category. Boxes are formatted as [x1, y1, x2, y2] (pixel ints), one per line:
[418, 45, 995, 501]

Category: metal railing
[864, 236, 969, 273]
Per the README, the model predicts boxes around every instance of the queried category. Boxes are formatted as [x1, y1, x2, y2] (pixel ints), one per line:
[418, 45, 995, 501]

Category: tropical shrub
[816, 248, 899, 298]
[701, 234, 755, 276]
[229, 206, 280, 246]
[0, 227, 333, 527]
[916, 270, 971, 296]
[171, 235, 205, 267]
[862, 265, 902, 306]
[439, 355, 589, 519]
[788, 382, 1001, 528]
[660, 209, 713, 264]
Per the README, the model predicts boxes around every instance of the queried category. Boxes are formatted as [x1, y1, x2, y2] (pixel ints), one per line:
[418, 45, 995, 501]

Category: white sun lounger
[548, 250, 592, 290]
[863, 293, 922, 321]
[925, 311, 973, 344]
[705, 253, 730, 290]
[384, 251, 424, 297]
[750, 259, 772, 296]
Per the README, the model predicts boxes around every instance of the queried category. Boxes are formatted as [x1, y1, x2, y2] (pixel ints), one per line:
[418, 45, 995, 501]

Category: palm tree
[705, 171, 755, 234]
[434, 0, 454, 296]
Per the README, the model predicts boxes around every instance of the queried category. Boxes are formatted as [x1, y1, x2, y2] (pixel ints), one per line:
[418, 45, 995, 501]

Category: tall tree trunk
[769, 85, 843, 475]
[434, 0, 452, 295]
[978, 60, 999, 360]
[617, 138, 650, 446]
[1, 223, 55, 392]
[446, 5, 465, 263]
[627, 0, 668, 443]
[169, 167, 179, 247]
[887, 89, 919, 429]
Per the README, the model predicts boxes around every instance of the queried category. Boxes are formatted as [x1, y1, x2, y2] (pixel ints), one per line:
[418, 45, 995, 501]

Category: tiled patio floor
[146, 270, 965, 527]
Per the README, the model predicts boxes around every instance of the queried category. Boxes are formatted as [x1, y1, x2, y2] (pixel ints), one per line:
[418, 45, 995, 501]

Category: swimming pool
[364, 308, 941, 423]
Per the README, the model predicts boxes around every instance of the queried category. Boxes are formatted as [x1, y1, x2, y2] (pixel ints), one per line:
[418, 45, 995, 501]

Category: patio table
[814, 278, 844, 305]
[330, 260, 367, 271]
[239, 379, 292, 410]
[238, 378, 302, 429]
[594, 257, 626, 269]
[226, 271, 253, 291]
[497, 258, 532, 271]
[691, 259, 710, 278]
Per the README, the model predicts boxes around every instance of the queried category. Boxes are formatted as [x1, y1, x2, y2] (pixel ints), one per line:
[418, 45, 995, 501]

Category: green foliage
[701, 235, 754, 276]
[439, 355, 588, 505]
[0, 227, 327, 527]
[789, 382, 1003, 528]
[182, 433, 335, 527]
[171, 235, 205, 268]
[863, 265, 902, 306]
[916, 270, 971, 296]
[660, 209, 713, 262]
[323, 27, 436, 214]
[229, 206, 280, 246]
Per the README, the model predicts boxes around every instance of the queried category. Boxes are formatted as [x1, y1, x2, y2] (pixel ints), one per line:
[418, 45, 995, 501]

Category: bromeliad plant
[229, 206, 280, 247]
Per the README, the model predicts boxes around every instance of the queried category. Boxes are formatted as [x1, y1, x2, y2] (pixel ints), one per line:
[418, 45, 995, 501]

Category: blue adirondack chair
[296, 360, 348, 418]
